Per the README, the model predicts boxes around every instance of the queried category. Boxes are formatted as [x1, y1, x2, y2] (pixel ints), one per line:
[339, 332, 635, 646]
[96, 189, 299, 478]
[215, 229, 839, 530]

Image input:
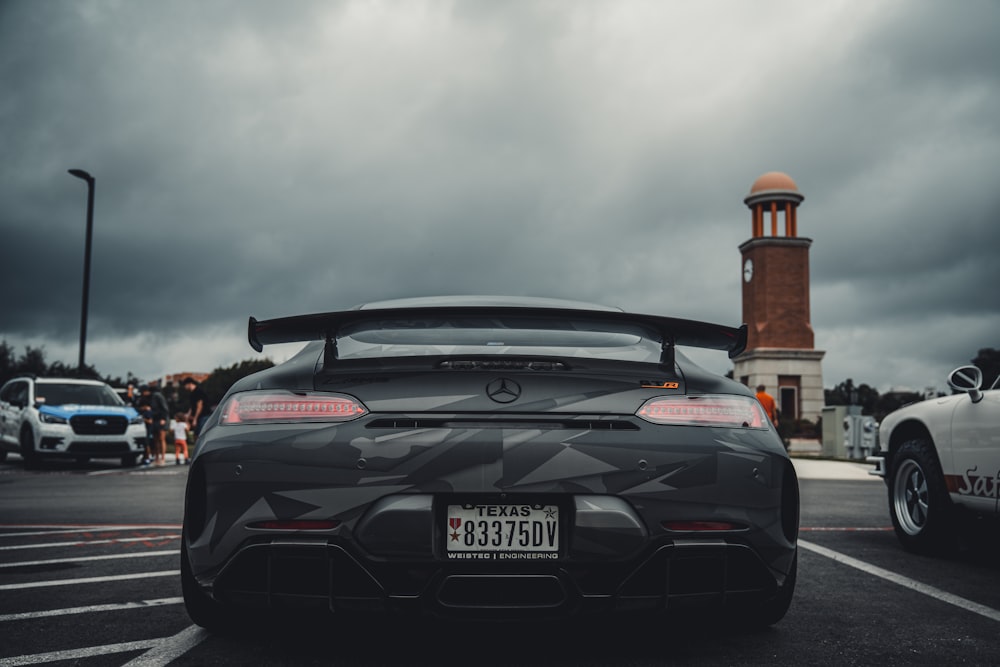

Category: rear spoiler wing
[248, 306, 747, 366]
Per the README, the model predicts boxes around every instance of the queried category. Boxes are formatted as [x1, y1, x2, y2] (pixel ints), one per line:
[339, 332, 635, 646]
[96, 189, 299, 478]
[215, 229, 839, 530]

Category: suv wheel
[19, 428, 39, 468]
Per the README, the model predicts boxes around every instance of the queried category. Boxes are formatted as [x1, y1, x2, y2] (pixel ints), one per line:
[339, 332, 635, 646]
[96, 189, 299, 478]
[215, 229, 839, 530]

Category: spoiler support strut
[660, 337, 675, 368]
[323, 334, 338, 368]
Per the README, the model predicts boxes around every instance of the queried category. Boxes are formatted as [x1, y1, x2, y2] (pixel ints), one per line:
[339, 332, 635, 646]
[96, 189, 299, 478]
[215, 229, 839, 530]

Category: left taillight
[636, 394, 766, 428]
[219, 391, 368, 425]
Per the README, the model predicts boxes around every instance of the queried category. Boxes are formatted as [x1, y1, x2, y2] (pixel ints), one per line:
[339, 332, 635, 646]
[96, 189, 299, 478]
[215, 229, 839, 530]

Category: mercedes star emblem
[486, 378, 521, 403]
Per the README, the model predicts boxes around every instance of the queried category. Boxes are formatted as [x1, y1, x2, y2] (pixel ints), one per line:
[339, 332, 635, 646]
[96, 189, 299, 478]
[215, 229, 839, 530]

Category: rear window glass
[35, 383, 124, 407]
[337, 316, 663, 362]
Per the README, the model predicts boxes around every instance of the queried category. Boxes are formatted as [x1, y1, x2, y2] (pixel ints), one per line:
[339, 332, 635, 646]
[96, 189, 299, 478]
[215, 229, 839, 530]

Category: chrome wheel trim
[893, 458, 929, 536]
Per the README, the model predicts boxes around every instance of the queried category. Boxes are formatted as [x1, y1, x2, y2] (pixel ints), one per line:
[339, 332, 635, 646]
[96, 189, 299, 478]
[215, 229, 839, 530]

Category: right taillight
[636, 395, 767, 428]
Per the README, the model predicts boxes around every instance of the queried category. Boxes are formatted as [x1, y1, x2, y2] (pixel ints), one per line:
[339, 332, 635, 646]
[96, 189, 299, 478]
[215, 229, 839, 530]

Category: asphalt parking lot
[1, 454, 998, 666]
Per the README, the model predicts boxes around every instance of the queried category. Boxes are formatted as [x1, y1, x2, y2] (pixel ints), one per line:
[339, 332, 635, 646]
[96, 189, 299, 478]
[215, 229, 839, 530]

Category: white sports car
[870, 366, 1000, 553]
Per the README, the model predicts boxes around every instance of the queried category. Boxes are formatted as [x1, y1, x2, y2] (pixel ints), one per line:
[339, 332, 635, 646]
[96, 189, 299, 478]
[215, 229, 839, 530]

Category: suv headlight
[40, 413, 68, 425]
[129, 415, 145, 425]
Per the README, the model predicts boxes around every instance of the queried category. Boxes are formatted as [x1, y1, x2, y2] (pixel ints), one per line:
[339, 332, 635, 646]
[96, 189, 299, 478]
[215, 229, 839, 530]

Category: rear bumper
[199, 537, 786, 619]
[184, 420, 798, 619]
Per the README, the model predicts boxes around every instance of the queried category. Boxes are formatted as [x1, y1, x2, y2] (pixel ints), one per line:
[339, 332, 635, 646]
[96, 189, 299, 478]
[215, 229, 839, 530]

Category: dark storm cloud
[1, 0, 998, 391]
[799, 1, 1000, 332]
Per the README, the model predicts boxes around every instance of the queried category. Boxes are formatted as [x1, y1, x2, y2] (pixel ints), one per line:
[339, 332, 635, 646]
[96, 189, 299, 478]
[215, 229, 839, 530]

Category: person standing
[136, 395, 154, 466]
[755, 384, 779, 427]
[171, 413, 190, 465]
[139, 384, 170, 466]
[182, 377, 212, 438]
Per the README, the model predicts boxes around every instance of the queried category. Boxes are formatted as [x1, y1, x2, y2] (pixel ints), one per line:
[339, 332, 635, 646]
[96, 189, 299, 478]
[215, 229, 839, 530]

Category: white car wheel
[893, 458, 929, 535]
[888, 439, 953, 554]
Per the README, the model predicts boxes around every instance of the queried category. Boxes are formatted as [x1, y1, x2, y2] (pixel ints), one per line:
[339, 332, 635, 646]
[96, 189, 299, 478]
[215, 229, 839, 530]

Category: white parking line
[0, 535, 180, 551]
[800, 526, 892, 532]
[0, 570, 179, 591]
[0, 597, 183, 622]
[123, 624, 210, 667]
[0, 525, 181, 538]
[0, 623, 202, 666]
[799, 539, 1000, 623]
[90, 468, 184, 477]
[0, 638, 161, 667]
[0, 550, 178, 569]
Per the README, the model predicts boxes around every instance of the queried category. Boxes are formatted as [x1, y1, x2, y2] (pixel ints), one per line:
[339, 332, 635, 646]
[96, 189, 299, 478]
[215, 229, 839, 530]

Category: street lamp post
[68, 169, 96, 375]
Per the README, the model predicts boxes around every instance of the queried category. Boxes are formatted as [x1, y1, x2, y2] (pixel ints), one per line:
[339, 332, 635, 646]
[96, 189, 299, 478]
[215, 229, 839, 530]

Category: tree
[0, 338, 276, 406]
[0, 339, 135, 388]
[0, 341, 14, 380]
[824, 379, 880, 415]
[874, 390, 923, 421]
[0, 341, 110, 386]
[17, 346, 48, 378]
[823, 378, 925, 422]
[971, 348, 1000, 389]
[199, 358, 276, 408]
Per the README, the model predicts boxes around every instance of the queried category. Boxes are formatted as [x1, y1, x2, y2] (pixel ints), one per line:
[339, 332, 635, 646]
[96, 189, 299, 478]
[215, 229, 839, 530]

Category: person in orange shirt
[755, 384, 779, 427]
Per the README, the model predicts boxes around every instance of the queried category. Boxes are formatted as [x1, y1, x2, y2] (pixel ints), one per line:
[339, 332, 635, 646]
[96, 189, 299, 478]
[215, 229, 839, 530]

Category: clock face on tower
[743, 258, 754, 283]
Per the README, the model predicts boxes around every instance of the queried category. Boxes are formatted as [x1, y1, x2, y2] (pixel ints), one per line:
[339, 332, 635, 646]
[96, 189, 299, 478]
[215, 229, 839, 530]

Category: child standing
[172, 413, 191, 465]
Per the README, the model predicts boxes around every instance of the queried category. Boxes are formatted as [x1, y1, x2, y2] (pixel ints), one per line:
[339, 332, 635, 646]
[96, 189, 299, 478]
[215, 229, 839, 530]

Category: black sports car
[181, 296, 798, 630]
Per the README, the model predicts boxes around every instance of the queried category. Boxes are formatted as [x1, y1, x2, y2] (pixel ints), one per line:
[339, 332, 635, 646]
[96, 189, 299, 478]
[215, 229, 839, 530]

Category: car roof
[34, 378, 107, 386]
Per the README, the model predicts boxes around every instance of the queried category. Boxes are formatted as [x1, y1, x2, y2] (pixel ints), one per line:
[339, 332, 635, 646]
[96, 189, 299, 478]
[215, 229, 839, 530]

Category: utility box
[847, 414, 878, 460]
[821, 406, 849, 458]
[823, 405, 877, 460]
[823, 405, 878, 461]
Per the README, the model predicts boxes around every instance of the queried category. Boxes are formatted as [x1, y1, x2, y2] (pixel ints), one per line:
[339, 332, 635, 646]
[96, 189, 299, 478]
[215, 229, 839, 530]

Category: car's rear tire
[717, 548, 796, 628]
[889, 438, 954, 554]
[754, 549, 797, 626]
[181, 532, 240, 633]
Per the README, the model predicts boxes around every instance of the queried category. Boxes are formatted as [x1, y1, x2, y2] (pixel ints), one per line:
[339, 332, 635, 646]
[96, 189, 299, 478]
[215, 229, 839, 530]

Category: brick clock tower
[733, 172, 825, 425]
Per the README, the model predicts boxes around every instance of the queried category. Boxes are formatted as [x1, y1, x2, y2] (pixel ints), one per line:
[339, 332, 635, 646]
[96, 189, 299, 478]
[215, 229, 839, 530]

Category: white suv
[0, 376, 148, 467]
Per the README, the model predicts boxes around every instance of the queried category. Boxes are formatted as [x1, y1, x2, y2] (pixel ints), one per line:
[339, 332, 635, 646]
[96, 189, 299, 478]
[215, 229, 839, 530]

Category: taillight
[661, 520, 747, 532]
[636, 395, 766, 428]
[219, 391, 368, 424]
[247, 520, 340, 531]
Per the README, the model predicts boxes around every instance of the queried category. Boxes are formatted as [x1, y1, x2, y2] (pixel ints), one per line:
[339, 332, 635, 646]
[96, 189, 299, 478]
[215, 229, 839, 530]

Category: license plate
[446, 504, 559, 559]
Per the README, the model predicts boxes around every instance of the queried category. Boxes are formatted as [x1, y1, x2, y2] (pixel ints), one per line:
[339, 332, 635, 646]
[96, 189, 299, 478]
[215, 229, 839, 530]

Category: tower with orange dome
[733, 172, 825, 426]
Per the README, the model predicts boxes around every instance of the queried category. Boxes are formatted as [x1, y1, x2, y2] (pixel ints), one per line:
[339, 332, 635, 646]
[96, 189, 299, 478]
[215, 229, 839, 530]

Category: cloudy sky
[2, 0, 998, 394]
